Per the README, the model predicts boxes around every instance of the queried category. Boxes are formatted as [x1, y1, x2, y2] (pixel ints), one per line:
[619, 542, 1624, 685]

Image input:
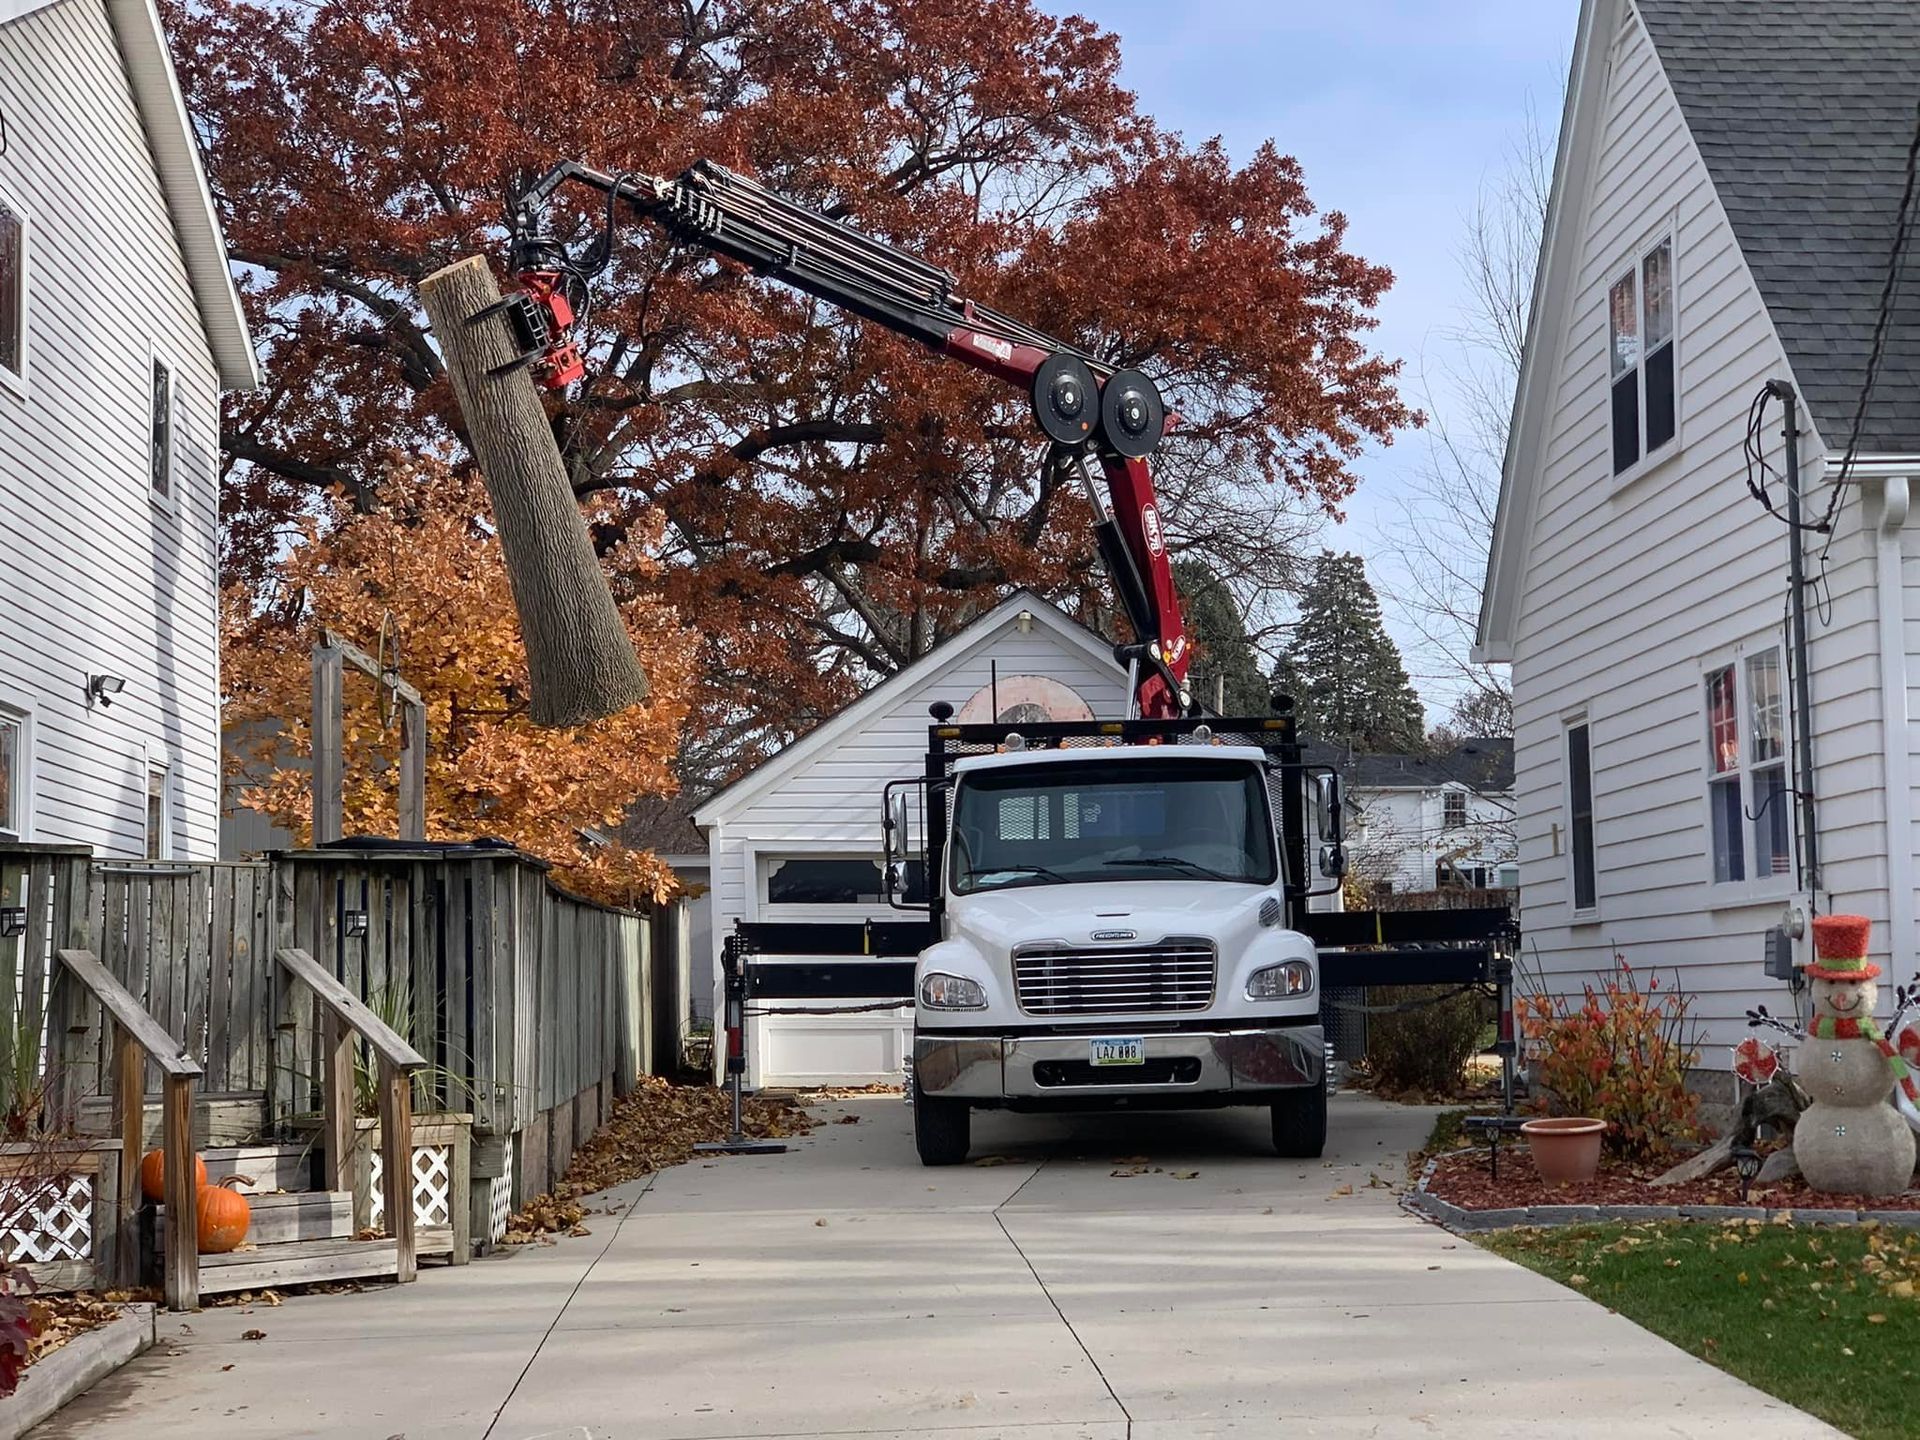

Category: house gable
[1638, 0, 1920, 459]
[693, 592, 1125, 831]
[1, 0, 256, 388]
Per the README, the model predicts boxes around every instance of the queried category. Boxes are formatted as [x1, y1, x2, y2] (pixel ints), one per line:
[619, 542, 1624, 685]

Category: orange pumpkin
[139, 1148, 207, 1203]
[196, 1175, 253, 1254]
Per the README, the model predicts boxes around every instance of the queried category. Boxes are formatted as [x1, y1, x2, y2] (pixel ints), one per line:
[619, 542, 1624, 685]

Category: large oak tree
[173, 0, 1415, 784]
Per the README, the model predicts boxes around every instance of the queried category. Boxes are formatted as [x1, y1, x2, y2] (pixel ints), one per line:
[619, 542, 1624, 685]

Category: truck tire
[1271, 1086, 1327, 1159]
[913, 1081, 971, 1166]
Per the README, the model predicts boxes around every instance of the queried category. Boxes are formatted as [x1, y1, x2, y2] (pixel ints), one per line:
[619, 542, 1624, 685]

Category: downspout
[1778, 384, 1822, 897]
[1872, 475, 1915, 981]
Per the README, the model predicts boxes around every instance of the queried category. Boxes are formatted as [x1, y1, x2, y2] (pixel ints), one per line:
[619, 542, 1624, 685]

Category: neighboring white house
[693, 591, 1129, 1087]
[0, 0, 257, 858]
[1478, 0, 1920, 1079]
[1343, 740, 1517, 897]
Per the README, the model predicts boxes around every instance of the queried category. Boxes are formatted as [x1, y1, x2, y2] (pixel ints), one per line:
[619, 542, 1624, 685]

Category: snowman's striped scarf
[1808, 1013, 1920, 1105]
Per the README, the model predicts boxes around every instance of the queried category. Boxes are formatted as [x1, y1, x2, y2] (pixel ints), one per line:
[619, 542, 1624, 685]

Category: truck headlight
[1247, 961, 1315, 1000]
[920, 972, 988, 1010]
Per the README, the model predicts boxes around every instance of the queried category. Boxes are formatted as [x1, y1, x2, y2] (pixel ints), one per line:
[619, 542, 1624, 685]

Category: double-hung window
[1704, 647, 1791, 885]
[1442, 790, 1467, 830]
[1608, 234, 1677, 475]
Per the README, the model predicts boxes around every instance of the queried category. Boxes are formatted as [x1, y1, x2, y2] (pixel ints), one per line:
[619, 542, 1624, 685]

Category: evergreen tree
[1174, 560, 1272, 715]
[1272, 553, 1425, 751]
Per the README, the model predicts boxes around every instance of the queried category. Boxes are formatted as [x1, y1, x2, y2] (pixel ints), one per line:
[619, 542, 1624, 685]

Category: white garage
[693, 591, 1128, 1088]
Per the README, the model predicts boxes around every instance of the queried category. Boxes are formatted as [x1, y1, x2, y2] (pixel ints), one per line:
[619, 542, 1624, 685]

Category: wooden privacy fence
[2, 840, 657, 1274]
[268, 845, 652, 1210]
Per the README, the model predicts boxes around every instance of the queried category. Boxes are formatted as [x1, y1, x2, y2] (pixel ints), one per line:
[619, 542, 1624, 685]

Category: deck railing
[53, 949, 201, 1310]
[275, 946, 426, 1283]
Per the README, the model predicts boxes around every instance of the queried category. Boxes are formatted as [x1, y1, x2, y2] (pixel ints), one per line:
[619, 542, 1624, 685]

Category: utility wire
[1816, 97, 1920, 547]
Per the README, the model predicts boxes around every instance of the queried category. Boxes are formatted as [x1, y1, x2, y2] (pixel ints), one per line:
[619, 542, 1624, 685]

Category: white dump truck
[887, 710, 1346, 1165]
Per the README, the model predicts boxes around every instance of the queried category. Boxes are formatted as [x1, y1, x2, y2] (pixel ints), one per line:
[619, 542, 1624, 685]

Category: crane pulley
[501, 158, 1193, 718]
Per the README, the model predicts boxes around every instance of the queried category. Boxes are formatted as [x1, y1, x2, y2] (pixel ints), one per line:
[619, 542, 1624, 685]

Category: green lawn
[1485, 1221, 1920, 1439]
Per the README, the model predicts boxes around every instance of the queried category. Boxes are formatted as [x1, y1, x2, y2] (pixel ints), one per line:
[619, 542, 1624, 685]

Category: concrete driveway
[39, 1093, 1833, 1439]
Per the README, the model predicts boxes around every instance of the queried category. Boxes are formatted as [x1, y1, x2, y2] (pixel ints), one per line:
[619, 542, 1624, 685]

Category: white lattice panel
[369, 1144, 453, 1229]
[487, 1143, 514, 1244]
[1, 1177, 91, 1264]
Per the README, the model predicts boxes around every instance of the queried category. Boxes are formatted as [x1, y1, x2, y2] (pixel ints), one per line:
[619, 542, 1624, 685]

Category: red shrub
[1517, 954, 1701, 1160]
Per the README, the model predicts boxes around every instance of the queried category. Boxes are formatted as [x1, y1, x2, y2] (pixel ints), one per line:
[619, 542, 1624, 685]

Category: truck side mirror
[882, 779, 930, 910]
[1318, 842, 1347, 880]
[1313, 771, 1345, 845]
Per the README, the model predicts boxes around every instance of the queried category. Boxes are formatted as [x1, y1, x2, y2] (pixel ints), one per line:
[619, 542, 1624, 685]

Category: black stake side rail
[736, 905, 1517, 1001]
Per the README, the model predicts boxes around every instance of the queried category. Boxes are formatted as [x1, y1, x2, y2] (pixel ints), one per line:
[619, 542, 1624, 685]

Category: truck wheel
[913, 1080, 971, 1166]
[1271, 1086, 1327, 1159]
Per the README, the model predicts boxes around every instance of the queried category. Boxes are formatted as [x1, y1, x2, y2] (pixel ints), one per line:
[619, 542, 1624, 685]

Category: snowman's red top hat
[1808, 913, 1879, 980]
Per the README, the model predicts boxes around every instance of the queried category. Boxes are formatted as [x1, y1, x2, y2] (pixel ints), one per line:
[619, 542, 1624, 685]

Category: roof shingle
[1638, 0, 1920, 454]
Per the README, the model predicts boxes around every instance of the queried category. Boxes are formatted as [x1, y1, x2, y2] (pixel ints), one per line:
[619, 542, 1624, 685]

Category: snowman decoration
[1794, 914, 1918, 1196]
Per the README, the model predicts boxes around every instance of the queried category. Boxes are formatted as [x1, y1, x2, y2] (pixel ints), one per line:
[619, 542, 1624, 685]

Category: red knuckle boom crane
[500, 159, 1194, 719]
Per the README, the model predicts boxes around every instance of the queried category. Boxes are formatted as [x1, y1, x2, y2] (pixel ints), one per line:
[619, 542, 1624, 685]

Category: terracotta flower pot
[1521, 1117, 1606, 1184]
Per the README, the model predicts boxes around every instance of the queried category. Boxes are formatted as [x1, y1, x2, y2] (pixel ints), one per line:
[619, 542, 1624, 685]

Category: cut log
[418, 256, 650, 726]
[1651, 1134, 1733, 1187]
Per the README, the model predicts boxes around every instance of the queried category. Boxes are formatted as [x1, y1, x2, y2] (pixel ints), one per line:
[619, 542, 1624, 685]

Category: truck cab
[890, 713, 1342, 1166]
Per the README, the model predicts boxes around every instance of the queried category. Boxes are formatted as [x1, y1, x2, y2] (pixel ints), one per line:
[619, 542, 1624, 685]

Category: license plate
[1090, 1037, 1146, 1067]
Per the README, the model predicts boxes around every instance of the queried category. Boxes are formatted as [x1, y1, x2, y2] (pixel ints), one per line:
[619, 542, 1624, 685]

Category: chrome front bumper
[913, 1025, 1324, 1100]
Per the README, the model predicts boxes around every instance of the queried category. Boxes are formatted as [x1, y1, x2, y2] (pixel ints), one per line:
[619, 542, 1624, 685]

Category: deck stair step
[201, 1144, 314, 1195]
[190, 1234, 441, 1296]
[157, 1190, 354, 1247]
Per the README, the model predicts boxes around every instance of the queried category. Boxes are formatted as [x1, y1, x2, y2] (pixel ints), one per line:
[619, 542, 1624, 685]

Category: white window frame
[1441, 788, 1468, 831]
[0, 181, 28, 400]
[1606, 219, 1680, 484]
[1700, 639, 1795, 903]
[753, 848, 899, 923]
[1562, 711, 1598, 920]
[148, 346, 177, 510]
[144, 745, 173, 861]
[0, 697, 33, 842]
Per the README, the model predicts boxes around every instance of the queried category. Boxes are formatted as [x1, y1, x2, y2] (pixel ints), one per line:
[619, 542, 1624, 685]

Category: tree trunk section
[418, 256, 650, 726]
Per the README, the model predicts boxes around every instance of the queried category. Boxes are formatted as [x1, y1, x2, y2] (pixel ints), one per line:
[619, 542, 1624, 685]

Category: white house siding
[704, 609, 1128, 1087]
[0, 0, 223, 858]
[1509, 6, 1888, 1070]
[1350, 786, 1517, 894]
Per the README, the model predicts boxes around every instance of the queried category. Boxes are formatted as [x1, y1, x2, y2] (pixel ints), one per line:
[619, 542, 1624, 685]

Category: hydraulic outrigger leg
[694, 929, 788, 1156]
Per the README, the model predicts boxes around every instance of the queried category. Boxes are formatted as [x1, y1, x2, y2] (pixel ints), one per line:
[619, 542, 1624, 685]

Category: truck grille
[1013, 939, 1217, 1016]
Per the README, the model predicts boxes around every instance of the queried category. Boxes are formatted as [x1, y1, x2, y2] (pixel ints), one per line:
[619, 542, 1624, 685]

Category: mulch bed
[1427, 1144, 1920, 1212]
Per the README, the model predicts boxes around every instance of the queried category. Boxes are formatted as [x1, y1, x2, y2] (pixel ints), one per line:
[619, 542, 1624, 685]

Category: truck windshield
[949, 758, 1278, 894]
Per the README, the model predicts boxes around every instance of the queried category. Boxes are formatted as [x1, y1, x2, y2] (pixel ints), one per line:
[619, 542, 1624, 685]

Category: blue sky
[1034, 0, 1578, 707]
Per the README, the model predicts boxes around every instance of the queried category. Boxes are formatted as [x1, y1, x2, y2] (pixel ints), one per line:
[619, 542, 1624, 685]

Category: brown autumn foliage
[169, 0, 1416, 785]
[223, 460, 693, 905]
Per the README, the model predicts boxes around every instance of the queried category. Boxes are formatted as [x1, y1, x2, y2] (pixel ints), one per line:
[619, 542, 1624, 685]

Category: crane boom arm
[510, 159, 1192, 716]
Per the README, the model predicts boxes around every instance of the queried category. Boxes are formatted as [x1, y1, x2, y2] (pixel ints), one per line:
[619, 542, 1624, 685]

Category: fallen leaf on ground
[501, 1077, 819, 1244]
[1330, 1183, 1353, 1197]
[241, 1329, 267, 1341]
[1171, 1171, 1200, 1181]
